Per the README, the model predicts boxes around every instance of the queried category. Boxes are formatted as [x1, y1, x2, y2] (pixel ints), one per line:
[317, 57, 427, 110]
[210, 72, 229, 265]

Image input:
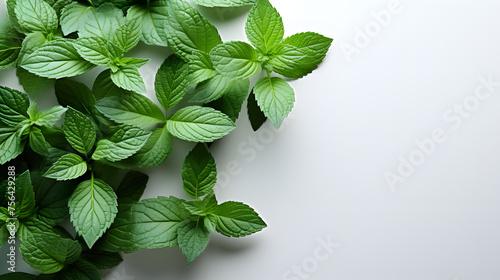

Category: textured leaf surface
[55, 79, 96, 113]
[0, 85, 29, 127]
[182, 144, 217, 199]
[63, 107, 96, 155]
[95, 93, 165, 129]
[15, 0, 58, 34]
[253, 77, 294, 128]
[209, 201, 266, 237]
[210, 41, 261, 79]
[165, 0, 222, 59]
[92, 125, 151, 162]
[190, 74, 234, 103]
[155, 55, 189, 110]
[21, 39, 95, 79]
[177, 220, 210, 264]
[79, 3, 124, 41]
[208, 78, 250, 122]
[69, 179, 118, 248]
[127, 1, 169, 46]
[44, 153, 87, 181]
[245, 0, 284, 54]
[60, 2, 92, 35]
[73, 37, 122, 67]
[0, 128, 23, 164]
[110, 65, 146, 93]
[166, 106, 235, 142]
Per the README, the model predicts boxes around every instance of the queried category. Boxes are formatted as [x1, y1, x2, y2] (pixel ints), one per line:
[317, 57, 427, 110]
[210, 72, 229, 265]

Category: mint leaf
[253, 76, 295, 128]
[155, 55, 189, 110]
[92, 125, 151, 162]
[110, 65, 147, 93]
[55, 79, 96, 113]
[15, 0, 58, 34]
[95, 93, 165, 129]
[63, 107, 97, 155]
[15, 170, 36, 219]
[210, 41, 262, 79]
[272, 32, 333, 78]
[207, 78, 250, 122]
[245, 0, 284, 54]
[192, 0, 255, 7]
[44, 153, 87, 181]
[177, 220, 210, 264]
[52, 259, 101, 280]
[18, 31, 47, 64]
[0, 129, 23, 164]
[32, 171, 74, 226]
[29, 127, 52, 155]
[34, 106, 67, 127]
[6, 0, 27, 34]
[113, 16, 142, 53]
[127, 1, 169, 46]
[92, 69, 131, 100]
[44, 0, 72, 17]
[182, 144, 217, 200]
[60, 2, 92, 35]
[73, 37, 123, 67]
[209, 201, 266, 237]
[190, 74, 234, 103]
[118, 125, 173, 168]
[246, 89, 267, 130]
[165, 0, 222, 59]
[69, 178, 118, 248]
[81, 251, 123, 270]
[20, 232, 82, 274]
[166, 106, 236, 142]
[188, 50, 217, 85]
[100, 196, 190, 252]
[79, 3, 124, 41]
[0, 85, 29, 127]
[0, 35, 22, 70]
[21, 39, 95, 79]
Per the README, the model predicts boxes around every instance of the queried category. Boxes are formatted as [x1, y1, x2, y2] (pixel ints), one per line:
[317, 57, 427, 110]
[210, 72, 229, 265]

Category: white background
[2, 0, 500, 279]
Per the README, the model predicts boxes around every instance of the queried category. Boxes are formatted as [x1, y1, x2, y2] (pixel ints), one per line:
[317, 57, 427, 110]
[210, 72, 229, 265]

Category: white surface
[2, 0, 500, 279]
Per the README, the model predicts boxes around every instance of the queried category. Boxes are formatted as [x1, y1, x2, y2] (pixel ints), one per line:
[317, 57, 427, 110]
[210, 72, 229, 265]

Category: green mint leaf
[120, 57, 151, 68]
[69, 178, 118, 248]
[0, 128, 23, 164]
[209, 201, 266, 237]
[92, 125, 151, 162]
[21, 39, 95, 79]
[18, 31, 47, 64]
[110, 65, 147, 93]
[113, 16, 142, 53]
[177, 220, 210, 264]
[6, 0, 27, 34]
[15, 170, 36, 219]
[19, 232, 82, 274]
[73, 37, 123, 67]
[210, 41, 262, 79]
[55, 79, 96, 113]
[81, 251, 123, 270]
[182, 144, 217, 199]
[43, 0, 73, 17]
[92, 69, 131, 100]
[207, 78, 250, 122]
[165, 0, 222, 59]
[0, 85, 29, 127]
[95, 93, 165, 129]
[60, 2, 92, 36]
[155, 55, 189, 110]
[117, 125, 173, 168]
[253, 76, 295, 128]
[29, 127, 52, 155]
[246, 89, 267, 130]
[203, 216, 217, 232]
[100, 196, 190, 252]
[15, 0, 58, 34]
[79, 3, 124, 41]
[187, 50, 217, 85]
[63, 107, 97, 155]
[192, 0, 256, 7]
[245, 0, 284, 54]
[127, 1, 169, 46]
[43, 153, 88, 181]
[166, 106, 236, 142]
[34, 106, 67, 127]
[190, 74, 234, 103]
[0, 34, 22, 70]
[32, 171, 74, 226]
[272, 32, 333, 78]
[53, 259, 101, 280]
[116, 171, 148, 208]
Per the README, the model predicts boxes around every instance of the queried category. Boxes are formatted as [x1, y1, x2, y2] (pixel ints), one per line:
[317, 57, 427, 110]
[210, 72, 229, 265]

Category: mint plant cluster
[0, 0, 332, 278]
